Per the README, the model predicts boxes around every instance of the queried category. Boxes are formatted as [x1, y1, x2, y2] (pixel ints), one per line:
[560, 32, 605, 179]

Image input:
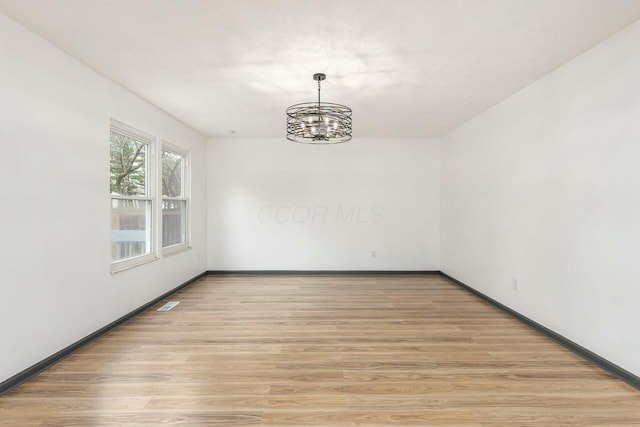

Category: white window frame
[160, 141, 191, 256]
[110, 120, 158, 273]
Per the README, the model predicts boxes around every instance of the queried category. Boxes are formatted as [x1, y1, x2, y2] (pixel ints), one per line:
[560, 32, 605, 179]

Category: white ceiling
[2, 0, 640, 138]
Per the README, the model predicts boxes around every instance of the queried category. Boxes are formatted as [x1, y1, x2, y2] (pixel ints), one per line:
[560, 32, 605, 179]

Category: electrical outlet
[512, 278, 519, 291]
[371, 250, 377, 258]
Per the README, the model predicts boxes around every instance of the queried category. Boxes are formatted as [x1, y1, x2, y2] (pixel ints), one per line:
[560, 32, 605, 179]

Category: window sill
[162, 244, 191, 257]
[111, 254, 159, 274]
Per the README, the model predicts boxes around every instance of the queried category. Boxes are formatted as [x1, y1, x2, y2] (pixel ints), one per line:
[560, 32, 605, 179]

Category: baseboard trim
[440, 272, 640, 391]
[0, 271, 207, 397]
[206, 270, 440, 275]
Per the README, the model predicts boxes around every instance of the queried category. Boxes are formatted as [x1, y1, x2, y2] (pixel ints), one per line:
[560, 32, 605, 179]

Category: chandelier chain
[317, 78, 322, 118]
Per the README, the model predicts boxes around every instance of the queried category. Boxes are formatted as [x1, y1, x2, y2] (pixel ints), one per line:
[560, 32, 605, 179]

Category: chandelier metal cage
[286, 73, 352, 144]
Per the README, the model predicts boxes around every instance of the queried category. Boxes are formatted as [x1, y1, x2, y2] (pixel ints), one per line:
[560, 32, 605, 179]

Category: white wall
[441, 21, 640, 376]
[0, 15, 207, 383]
[207, 138, 440, 271]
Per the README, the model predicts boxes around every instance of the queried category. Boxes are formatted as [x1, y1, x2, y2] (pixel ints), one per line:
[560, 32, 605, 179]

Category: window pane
[110, 131, 147, 196]
[162, 200, 186, 247]
[162, 150, 183, 197]
[111, 199, 152, 261]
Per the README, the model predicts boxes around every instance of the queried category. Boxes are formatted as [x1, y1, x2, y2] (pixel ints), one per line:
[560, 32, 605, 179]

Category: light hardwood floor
[2, 274, 639, 426]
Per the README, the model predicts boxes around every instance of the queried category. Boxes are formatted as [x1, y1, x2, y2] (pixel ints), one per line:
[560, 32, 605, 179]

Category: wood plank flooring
[2, 274, 639, 426]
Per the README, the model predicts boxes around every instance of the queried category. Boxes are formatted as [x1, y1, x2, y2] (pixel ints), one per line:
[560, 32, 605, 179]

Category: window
[110, 121, 155, 271]
[109, 121, 191, 272]
[162, 144, 189, 253]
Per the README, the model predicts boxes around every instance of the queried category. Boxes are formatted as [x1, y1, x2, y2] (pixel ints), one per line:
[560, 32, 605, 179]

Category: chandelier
[286, 73, 352, 144]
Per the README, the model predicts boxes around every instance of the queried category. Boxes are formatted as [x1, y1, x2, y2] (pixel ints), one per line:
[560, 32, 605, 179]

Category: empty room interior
[2, 0, 640, 425]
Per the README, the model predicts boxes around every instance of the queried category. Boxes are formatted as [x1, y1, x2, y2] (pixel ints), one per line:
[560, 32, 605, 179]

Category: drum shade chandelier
[286, 73, 352, 144]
